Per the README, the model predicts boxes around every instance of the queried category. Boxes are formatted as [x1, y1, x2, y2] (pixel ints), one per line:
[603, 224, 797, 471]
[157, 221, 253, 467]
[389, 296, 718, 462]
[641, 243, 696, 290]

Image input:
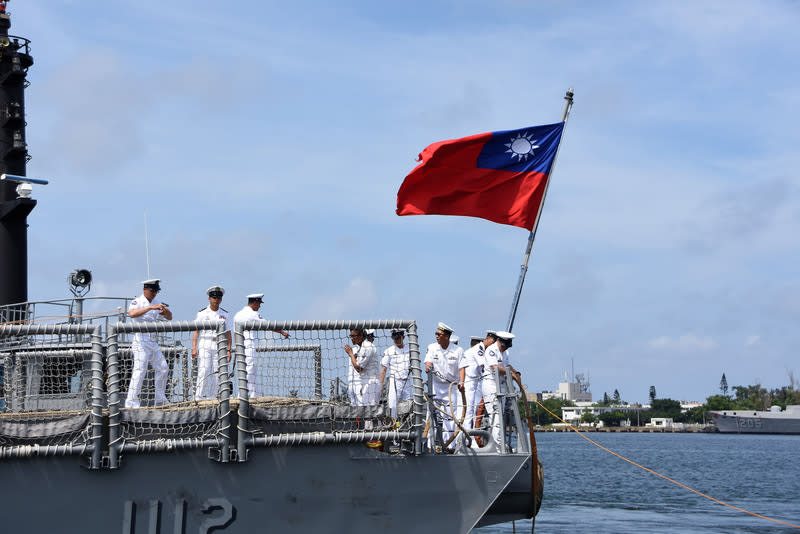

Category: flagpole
[506, 88, 574, 333]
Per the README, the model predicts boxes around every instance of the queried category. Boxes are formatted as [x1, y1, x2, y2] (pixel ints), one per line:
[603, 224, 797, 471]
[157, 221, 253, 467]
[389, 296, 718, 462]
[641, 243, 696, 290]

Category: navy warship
[710, 405, 800, 434]
[0, 6, 542, 533]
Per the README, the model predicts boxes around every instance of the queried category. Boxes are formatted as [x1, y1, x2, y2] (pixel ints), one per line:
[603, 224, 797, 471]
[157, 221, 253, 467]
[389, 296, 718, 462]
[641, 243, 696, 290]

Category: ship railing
[502, 378, 531, 455]
[0, 323, 105, 467]
[421, 363, 531, 456]
[0, 317, 520, 470]
[106, 320, 232, 469]
[0, 296, 134, 332]
[233, 319, 426, 460]
[2, 35, 32, 56]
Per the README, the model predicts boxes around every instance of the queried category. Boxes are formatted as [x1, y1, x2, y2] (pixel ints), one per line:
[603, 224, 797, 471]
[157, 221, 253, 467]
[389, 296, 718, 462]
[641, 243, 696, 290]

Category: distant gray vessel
[0, 6, 542, 533]
[710, 405, 800, 434]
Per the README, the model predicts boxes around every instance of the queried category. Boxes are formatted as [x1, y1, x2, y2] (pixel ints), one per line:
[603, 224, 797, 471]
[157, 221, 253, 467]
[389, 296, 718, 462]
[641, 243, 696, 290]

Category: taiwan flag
[396, 122, 565, 231]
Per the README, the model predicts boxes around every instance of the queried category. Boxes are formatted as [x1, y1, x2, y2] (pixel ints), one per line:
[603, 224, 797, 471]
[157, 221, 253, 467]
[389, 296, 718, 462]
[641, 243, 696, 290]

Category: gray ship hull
[0, 444, 529, 533]
[711, 408, 800, 434]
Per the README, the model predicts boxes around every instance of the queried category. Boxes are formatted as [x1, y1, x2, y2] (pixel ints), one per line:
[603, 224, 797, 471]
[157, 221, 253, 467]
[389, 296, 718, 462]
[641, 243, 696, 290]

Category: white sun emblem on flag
[505, 132, 540, 162]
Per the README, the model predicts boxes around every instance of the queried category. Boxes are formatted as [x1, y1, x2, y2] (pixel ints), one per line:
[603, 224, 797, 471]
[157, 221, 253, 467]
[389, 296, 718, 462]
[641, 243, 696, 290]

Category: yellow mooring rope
[535, 400, 800, 530]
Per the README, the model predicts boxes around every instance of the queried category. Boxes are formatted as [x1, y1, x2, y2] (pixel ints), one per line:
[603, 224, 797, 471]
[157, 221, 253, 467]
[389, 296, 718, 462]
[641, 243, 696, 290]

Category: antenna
[144, 209, 151, 279]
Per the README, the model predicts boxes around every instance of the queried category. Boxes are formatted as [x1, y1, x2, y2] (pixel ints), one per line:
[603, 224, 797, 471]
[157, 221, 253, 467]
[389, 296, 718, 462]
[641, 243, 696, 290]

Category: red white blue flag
[396, 122, 564, 231]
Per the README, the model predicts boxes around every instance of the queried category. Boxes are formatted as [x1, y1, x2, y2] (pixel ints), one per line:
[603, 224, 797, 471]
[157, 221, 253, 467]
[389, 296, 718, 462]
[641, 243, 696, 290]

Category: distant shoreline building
[561, 403, 648, 425]
[561, 401, 703, 425]
[541, 371, 591, 403]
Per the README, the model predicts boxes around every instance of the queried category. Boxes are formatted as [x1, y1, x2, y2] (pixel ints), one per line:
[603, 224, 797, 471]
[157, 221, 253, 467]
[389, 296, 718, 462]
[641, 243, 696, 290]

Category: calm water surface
[476, 432, 800, 533]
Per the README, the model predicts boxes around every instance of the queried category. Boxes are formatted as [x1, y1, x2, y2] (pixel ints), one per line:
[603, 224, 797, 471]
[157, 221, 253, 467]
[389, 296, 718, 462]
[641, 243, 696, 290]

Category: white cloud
[745, 335, 760, 347]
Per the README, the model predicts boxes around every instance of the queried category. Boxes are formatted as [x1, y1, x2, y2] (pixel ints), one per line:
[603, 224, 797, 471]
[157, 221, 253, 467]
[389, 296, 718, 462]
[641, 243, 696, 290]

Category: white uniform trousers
[244, 341, 263, 398]
[359, 377, 381, 406]
[195, 339, 220, 401]
[461, 374, 482, 430]
[429, 377, 459, 449]
[348, 372, 361, 405]
[386, 376, 413, 418]
[125, 338, 168, 408]
[358, 377, 380, 431]
[481, 382, 503, 450]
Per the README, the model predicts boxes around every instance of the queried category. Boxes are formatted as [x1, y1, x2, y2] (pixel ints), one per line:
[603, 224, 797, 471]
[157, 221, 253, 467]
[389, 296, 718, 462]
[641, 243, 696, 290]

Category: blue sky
[12, 1, 800, 403]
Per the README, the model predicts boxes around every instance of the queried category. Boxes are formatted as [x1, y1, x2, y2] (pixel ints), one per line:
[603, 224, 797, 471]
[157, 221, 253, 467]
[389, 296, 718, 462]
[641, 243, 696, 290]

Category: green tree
[613, 389, 621, 404]
[719, 373, 729, 396]
[770, 386, 800, 409]
[581, 409, 598, 424]
[733, 384, 770, 410]
[648, 398, 681, 421]
[705, 394, 735, 411]
[597, 410, 627, 427]
[681, 405, 708, 424]
[649, 385, 656, 403]
[602, 392, 610, 405]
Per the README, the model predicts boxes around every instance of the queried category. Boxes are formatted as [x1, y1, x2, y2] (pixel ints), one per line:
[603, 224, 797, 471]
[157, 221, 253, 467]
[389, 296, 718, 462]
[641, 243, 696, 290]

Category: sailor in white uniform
[191, 286, 233, 401]
[125, 279, 173, 408]
[233, 293, 289, 398]
[481, 331, 515, 450]
[345, 328, 380, 406]
[461, 331, 497, 430]
[379, 329, 412, 418]
[424, 322, 466, 449]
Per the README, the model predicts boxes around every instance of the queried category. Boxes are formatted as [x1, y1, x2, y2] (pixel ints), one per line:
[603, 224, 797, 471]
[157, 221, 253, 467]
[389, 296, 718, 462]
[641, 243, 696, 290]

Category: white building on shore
[561, 401, 703, 425]
[541, 371, 592, 403]
[561, 403, 649, 424]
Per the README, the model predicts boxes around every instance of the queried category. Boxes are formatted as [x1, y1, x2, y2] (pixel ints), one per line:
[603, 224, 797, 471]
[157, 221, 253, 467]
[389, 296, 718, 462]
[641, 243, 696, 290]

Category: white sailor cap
[470, 335, 483, 343]
[486, 329, 498, 338]
[437, 322, 454, 334]
[365, 329, 376, 336]
[206, 285, 225, 297]
[247, 293, 264, 302]
[451, 335, 459, 344]
[142, 279, 161, 291]
[391, 329, 405, 336]
[495, 331, 515, 342]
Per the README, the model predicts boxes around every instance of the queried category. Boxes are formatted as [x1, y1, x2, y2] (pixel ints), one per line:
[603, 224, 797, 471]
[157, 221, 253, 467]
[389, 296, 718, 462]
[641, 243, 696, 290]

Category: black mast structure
[0, 1, 35, 312]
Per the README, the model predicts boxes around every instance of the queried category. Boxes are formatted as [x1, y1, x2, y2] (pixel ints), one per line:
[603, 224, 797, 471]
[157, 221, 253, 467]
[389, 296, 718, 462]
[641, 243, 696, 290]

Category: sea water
[476, 432, 800, 533]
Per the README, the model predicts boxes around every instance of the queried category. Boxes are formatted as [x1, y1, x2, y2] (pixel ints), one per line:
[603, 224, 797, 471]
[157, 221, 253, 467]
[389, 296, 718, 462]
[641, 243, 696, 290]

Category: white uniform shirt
[234, 306, 264, 345]
[354, 339, 379, 382]
[481, 341, 508, 391]
[129, 293, 163, 343]
[195, 306, 233, 341]
[424, 342, 466, 383]
[381, 344, 410, 382]
[462, 342, 486, 379]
